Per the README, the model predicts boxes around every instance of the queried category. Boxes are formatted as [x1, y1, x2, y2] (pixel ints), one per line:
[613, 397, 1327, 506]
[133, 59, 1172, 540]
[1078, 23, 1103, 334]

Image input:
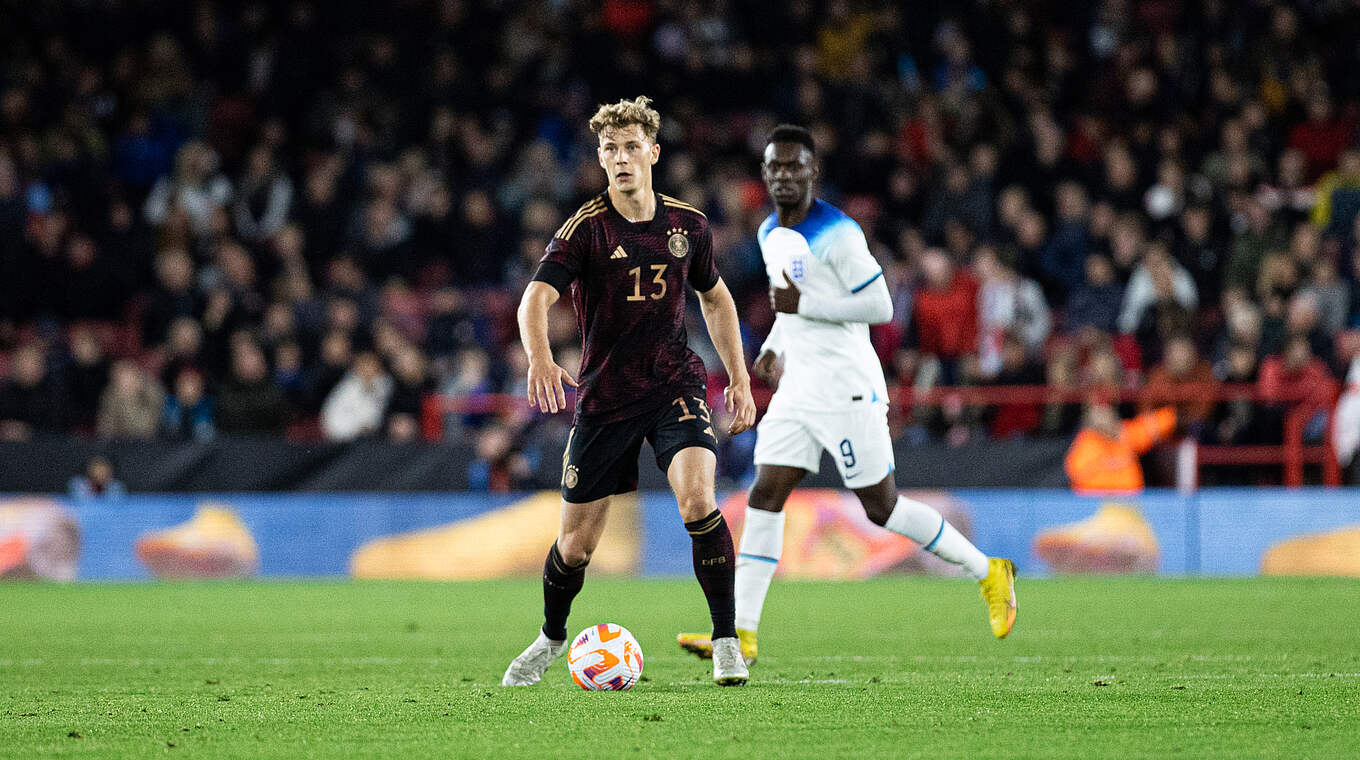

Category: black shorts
[560, 393, 719, 503]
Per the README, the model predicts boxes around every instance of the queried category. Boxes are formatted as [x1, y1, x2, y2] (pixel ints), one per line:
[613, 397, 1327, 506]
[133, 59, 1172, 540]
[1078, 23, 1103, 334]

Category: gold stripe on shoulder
[663, 199, 704, 213]
[554, 199, 605, 239]
[661, 195, 706, 218]
[561, 207, 606, 240]
[560, 198, 604, 228]
[574, 197, 605, 215]
[663, 201, 706, 219]
[660, 193, 699, 208]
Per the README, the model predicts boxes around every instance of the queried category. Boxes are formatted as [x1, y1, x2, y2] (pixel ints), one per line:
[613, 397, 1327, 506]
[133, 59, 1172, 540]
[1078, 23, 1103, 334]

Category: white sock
[734, 507, 784, 632]
[883, 495, 989, 580]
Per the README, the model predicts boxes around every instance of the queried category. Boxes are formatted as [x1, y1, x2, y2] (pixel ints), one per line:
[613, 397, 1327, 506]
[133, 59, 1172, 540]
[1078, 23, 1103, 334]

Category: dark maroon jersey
[532, 190, 720, 423]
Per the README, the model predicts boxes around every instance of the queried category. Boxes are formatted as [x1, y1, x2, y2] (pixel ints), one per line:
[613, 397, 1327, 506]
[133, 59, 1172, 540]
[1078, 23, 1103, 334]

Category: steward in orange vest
[1064, 403, 1176, 494]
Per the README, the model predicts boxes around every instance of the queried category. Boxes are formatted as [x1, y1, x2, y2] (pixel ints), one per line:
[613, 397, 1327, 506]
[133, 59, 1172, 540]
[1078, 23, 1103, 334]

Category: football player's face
[762, 142, 817, 208]
[598, 125, 659, 193]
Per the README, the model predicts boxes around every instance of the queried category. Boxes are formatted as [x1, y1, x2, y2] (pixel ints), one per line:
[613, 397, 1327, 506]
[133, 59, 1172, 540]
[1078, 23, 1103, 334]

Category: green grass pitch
[1, 577, 1356, 758]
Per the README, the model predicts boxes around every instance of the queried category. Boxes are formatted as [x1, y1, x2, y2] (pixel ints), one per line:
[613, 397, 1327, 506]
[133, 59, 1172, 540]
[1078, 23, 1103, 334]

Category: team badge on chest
[666, 228, 689, 258]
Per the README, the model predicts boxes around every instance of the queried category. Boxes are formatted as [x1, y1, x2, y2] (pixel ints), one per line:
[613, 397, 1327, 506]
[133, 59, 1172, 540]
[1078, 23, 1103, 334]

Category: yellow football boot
[676, 631, 713, 659]
[737, 628, 757, 663]
[676, 628, 758, 664]
[978, 558, 1017, 638]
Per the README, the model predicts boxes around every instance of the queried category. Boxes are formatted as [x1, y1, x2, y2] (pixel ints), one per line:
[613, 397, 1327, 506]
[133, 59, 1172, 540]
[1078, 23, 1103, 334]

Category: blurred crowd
[3, 0, 1360, 486]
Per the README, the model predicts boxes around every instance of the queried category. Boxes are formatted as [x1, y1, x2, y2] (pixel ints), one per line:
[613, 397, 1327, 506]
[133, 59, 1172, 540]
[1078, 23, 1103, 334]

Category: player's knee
[746, 481, 786, 512]
[556, 536, 595, 567]
[675, 492, 717, 523]
[559, 545, 593, 567]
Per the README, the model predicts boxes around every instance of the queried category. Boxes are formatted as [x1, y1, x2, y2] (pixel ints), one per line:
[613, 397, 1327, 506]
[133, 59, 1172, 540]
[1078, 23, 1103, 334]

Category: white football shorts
[752, 401, 893, 487]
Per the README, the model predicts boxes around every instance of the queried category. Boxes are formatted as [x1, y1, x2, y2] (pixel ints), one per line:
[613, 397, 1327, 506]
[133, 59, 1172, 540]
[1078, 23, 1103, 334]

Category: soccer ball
[567, 623, 644, 691]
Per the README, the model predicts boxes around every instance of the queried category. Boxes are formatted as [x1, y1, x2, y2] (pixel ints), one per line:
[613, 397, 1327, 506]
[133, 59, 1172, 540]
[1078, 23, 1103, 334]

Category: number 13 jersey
[533, 191, 719, 424]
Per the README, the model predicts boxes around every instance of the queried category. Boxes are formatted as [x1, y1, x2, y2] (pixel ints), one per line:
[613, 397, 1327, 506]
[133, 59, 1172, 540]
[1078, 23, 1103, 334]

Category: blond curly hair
[588, 96, 661, 142]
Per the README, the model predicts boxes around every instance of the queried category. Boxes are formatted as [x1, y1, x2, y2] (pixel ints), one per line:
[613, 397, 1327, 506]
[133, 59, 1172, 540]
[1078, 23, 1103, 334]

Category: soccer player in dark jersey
[501, 96, 757, 687]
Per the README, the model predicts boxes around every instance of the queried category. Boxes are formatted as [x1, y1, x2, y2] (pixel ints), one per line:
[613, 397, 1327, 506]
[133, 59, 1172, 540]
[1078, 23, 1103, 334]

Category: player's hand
[526, 358, 578, 414]
[723, 377, 756, 435]
[770, 269, 801, 314]
[752, 349, 782, 390]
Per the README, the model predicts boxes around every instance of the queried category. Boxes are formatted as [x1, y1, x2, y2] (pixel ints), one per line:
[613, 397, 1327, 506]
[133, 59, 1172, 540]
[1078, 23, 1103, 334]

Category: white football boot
[711, 636, 749, 686]
[501, 631, 566, 686]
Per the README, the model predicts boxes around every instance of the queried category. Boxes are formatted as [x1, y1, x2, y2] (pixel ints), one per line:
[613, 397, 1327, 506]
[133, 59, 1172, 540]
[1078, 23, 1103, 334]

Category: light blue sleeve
[823, 220, 883, 293]
[797, 220, 891, 324]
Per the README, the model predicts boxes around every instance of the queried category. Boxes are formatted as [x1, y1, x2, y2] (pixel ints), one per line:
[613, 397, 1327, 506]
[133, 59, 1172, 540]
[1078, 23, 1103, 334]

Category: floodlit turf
[1, 578, 1357, 759]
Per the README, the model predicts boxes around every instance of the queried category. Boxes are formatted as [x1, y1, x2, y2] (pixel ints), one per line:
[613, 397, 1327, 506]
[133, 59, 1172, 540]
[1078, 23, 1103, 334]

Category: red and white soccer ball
[568, 623, 644, 691]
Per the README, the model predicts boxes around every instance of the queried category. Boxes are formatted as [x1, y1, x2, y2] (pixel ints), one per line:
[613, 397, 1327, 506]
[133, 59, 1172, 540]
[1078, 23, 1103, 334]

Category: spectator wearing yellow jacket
[1311, 150, 1360, 237]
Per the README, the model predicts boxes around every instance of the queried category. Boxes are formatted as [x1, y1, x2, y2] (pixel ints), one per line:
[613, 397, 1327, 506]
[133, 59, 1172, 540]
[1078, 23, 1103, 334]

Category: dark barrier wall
[0, 439, 481, 492]
[890, 438, 1072, 488]
[0, 437, 1072, 493]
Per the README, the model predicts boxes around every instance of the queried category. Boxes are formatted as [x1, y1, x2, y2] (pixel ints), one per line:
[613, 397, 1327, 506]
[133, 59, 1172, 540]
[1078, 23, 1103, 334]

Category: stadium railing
[889, 384, 1340, 488]
[421, 382, 1342, 487]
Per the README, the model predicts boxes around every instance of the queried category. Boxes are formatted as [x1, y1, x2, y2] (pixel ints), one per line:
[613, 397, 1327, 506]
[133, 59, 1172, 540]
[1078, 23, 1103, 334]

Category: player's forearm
[517, 282, 559, 362]
[698, 281, 750, 383]
[797, 276, 893, 324]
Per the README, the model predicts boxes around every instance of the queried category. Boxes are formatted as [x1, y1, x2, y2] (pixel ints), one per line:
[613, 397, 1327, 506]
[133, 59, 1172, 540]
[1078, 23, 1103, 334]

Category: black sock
[541, 542, 587, 642]
[686, 510, 737, 639]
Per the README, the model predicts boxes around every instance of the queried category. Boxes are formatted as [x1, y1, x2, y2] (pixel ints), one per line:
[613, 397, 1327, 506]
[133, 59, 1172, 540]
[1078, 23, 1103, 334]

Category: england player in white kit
[753, 201, 895, 488]
[678, 125, 1017, 664]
